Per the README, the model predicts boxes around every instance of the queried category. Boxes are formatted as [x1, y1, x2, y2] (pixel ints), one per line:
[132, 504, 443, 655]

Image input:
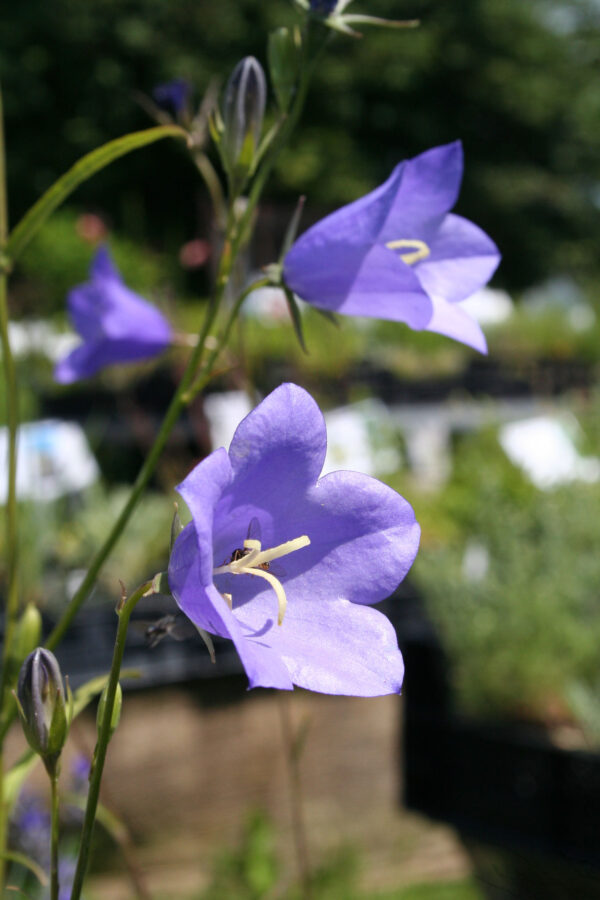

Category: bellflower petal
[283, 141, 500, 352]
[169, 383, 420, 696]
[54, 247, 172, 384]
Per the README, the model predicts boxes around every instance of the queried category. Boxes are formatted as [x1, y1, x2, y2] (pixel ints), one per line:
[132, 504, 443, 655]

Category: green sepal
[151, 570, 172, 597]
[284, 287, 308, 354]
[279, 195, 306, 262]
[45, 682, 68, 764]
[6, 125, 189, 264]
[208, 109, 224, 147]
[313, 306, 340, 327]
[170, 503, 184, 552]
[193, 625, 216, 664]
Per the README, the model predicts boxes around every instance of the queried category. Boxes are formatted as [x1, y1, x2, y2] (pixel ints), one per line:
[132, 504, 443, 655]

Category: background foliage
[1, 0, 600, 293]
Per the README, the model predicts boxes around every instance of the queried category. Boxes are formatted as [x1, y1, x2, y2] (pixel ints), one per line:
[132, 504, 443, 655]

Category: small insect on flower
[223, 518, 285, 574]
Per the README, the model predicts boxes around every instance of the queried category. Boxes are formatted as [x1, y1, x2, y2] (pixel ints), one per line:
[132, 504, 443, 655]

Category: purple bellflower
[152, 78, 190, 117]
[283, 142, 500, 353]
[168, 383, 420, 695]
[54, 247, 172, 384]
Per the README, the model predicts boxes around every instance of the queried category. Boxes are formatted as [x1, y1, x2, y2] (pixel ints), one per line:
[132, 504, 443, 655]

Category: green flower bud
[14, 604, 43, 664]
[222, 56, 266, 185]
[268, 27, 302, 112]
[97, 682, 122, 741]
[17, 648, 68, 774]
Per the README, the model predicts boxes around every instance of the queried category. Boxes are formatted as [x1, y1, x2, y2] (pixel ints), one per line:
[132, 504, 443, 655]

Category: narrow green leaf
[0, 851, 48, 887]
[6, 125, 189, 263]
[65, 793, 129, 845]
[341, 14, 419, 28]
[284, 287, 308, 354]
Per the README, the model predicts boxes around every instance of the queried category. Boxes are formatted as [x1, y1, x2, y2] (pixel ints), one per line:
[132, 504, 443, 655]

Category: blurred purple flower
[54, 247, 172, 384]
[283, 141, 500, 353]
[152, 78, 190, 117]
[12, 792, 50, 867]
[70, 754, 90, 791]
[309, 0, 338, 14]
[57, 856, 77, 900]
[169, 383, 420, 695]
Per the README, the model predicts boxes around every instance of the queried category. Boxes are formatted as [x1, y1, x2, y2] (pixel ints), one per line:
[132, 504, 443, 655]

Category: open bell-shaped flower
[168, 383, 420, 696]
[283, 142, 500, 353]
[54, 246, 173, 383]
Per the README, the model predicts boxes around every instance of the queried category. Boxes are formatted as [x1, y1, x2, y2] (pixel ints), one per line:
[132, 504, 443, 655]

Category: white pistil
[385, 238, 430, 265]
[213, 534, 311, 626]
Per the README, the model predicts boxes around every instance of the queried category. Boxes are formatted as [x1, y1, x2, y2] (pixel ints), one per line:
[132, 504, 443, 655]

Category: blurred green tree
[0, 0, 598, 293]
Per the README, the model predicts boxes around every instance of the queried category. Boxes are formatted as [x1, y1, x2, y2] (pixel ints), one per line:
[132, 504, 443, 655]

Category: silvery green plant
[0, 3, 502, 898]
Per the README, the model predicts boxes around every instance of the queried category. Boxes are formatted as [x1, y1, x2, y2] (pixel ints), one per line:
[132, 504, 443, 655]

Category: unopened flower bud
[96, 682, 122, 741]
[17, 649, 68, 773]
[222, 56, 266, 183]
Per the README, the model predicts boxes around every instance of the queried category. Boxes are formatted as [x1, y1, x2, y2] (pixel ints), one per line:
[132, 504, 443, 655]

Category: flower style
[54, 247, 172, 384]
[283, 142, 500, 353]
[168, 383, 420, 695]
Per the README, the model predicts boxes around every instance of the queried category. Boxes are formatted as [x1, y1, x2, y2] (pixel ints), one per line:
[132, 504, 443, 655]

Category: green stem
[192, 150, 227, 230]
[0, 82, 17, 895]
[50, 770, 60, 900]
[69, 581, 150, 900]
[0, 753, 6, 892]
[183, 276, 271, 403]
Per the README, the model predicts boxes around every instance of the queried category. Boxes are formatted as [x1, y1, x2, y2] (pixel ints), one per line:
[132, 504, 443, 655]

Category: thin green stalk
[69, 580, 150, 900]
[0, 81, 15, 895]
[50, 770, 60, 900]
[277, 695, 311, 899]
[0, 753, 6, 892]
[183, 276, 271, 403]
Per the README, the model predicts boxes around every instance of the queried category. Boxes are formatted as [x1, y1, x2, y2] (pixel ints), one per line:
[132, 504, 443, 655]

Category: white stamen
[213, 534, 311, 626]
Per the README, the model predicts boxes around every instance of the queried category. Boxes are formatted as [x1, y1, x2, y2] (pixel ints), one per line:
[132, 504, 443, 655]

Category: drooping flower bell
[16, 648, 69, 774]
[283, 142, 500, 353]
[54, 246, 173, 383]
[169, 383, 420, 695]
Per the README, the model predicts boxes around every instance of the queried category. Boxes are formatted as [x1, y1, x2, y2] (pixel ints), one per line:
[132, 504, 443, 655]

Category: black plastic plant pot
[401, 637, 600, 899]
